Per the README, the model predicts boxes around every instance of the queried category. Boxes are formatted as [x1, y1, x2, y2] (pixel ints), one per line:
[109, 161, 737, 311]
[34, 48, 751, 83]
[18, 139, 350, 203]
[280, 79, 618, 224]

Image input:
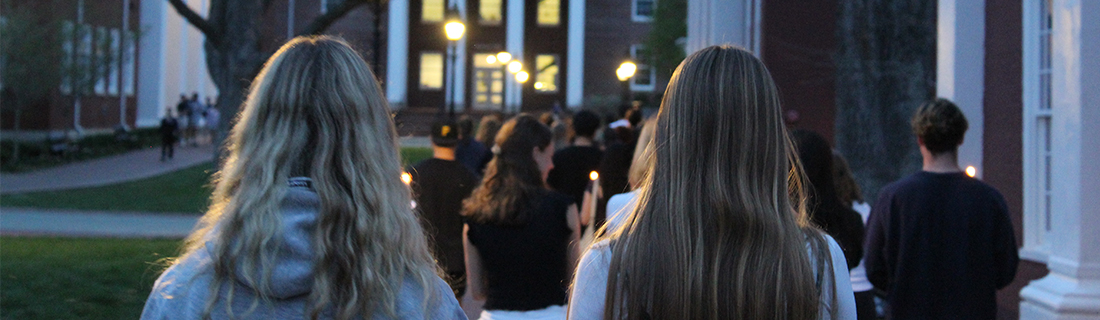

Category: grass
[0, 237, 183, 320]
[0, 147, 433, 213]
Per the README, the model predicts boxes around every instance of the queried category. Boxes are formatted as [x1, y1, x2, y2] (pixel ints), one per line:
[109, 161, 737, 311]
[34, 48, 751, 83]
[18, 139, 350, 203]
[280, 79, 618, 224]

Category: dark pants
[855, 290, 877, 320]
[161, 138, 175, 160]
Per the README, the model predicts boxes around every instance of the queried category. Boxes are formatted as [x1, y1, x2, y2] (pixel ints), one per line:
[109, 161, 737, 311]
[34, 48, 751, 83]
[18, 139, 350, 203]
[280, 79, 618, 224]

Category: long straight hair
[177, 36, 438, 319]
[462, 114, 552, 225]
[598, 45, 836, 319]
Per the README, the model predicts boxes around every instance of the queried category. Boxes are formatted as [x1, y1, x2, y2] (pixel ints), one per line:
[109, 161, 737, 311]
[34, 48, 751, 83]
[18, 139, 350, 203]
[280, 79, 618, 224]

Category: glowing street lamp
[616, 61, 637, 81]
[515, 71, 530, 83]
[496, 51, 512, 64]
[507, 61, 522, 74]
[444, 21, 465, 41]
[442, 10, 465, 118]
[486, 54, 497, 64]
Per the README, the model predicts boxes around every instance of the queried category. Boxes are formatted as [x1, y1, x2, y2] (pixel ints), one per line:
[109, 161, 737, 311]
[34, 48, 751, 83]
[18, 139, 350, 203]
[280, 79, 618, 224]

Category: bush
[1, 129, 161, 172]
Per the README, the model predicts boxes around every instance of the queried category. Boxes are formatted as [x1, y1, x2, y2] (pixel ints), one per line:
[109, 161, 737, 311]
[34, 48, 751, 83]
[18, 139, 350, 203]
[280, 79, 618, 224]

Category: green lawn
[0, 147, 433, 213]
[0, 237, 183, 320]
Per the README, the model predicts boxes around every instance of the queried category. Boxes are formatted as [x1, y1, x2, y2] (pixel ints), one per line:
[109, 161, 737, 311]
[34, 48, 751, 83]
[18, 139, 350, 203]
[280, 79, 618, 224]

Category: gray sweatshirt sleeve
[568, 244, 613, 320]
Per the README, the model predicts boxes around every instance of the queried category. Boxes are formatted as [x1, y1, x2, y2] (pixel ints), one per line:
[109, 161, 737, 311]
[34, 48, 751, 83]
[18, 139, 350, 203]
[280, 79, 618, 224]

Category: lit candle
[401, 172, 412, 185]
[965, 166, 977, 178]
[589, 171, 600, 222]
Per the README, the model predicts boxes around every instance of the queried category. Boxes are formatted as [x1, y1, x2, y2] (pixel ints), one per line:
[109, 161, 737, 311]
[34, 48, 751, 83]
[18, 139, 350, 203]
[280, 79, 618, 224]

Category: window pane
[423, 0, 445, 22]
[636, 0, 654, 18]
[420, 52, 444, 89]
[535, 55, 558, 92]
[632, 46, 654, 86]
[538, 0, 560, 26]
[481, 0, 502, 24]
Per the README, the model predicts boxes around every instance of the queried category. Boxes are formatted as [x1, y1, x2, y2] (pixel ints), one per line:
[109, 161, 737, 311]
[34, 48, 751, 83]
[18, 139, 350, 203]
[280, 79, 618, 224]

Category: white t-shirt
[604, 190, 641, 232]
[848, 201, 873, 292]
[568, 235, 857, 320]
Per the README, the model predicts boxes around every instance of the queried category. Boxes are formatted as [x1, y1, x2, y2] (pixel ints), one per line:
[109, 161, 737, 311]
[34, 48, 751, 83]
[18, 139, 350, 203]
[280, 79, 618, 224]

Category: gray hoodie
[141, 178, 466, 320]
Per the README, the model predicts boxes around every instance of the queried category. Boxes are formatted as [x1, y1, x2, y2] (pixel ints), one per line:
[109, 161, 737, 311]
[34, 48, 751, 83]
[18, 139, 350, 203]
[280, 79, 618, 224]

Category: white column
[935, 0, 985, 178]
[454, 0, 468, 112]
[685, 0, 760, 55]
[505, 0, 525, 112]
[136, 0, 168, 127]
[566, 0, 585, 109]
[1020, 0, 1100, 318]
[386, 0, 409, 108]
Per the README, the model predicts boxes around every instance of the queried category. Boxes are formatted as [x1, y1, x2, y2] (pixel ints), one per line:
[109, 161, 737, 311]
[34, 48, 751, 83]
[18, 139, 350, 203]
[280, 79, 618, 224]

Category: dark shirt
[455, 138, 490, 175]
[159, 118, 179, 142]
[547, 145, 603, 206]
[408, 158, 479, 286]
[865, 171, 1018, 320]
[466, 191, 574, 311]
[595, 141, 635, 227]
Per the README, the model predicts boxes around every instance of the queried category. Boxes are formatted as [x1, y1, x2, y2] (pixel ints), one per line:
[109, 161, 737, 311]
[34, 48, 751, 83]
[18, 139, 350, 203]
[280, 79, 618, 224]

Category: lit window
[537, 0, 560, 26]
[535, 55, 559, 92]
[423, 0, 445, 22]
[481, 0, 502, 24]
[634, 0, 655, 22]
[630, 45, 656, 91]
[419, 52, 444, 90]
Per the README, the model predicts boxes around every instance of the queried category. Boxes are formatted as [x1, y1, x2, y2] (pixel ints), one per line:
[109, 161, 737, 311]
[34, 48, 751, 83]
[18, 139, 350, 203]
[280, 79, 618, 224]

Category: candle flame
[965, 166, 977, 177]
[401, 172, 412, 185]
[590, 171, 599, 181]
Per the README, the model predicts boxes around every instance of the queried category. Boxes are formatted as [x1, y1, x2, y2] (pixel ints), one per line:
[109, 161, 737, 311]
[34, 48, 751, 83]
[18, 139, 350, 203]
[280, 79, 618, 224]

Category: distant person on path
[141, 36, 464, 320]
[568, 45, 855, 319]
[864, 98, 1018, 319]
[407, 119, 480, 299]
[547, 110, 603, 208]
[833, 151, 877, 320]
[454, 115, 489, 175]
[463, 114, 581, 320]
[175, 94, 190, 145]
[158, 108, 179, 162]
[187, 93, 203, 146]
[204, 98, 221, 145]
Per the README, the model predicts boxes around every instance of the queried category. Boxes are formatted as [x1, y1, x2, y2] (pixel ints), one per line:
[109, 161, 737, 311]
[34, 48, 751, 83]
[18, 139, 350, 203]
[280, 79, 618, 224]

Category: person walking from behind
[141, 36, 464, 320]
[175, 94, 190, 145]
[158, 108, 179, 162]
[546, 110, 603, 209]
[568, 45, 856, 319]
[792, 130, 866, 270]
[407, 119, 481, 300]
[454, 115, 490, 175]
[463, 114, 581, 320]
[833, 151, 877, 320]
[204, 98, 221, 146]
[187, 93, 204, 146]
[864, 98, 1018, 319]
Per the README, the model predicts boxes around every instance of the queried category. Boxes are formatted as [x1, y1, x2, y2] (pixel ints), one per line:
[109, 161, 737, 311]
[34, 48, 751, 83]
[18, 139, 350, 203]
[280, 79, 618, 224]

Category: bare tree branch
[167, 0, 223, 44]
[298, 0, 373, 36]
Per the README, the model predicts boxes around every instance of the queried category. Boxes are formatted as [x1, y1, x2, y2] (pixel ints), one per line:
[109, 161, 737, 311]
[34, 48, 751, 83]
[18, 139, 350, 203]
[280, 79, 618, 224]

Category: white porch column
[935, 0, 985, 178]
[386, 0, 409, 109]
[1019, 0, 1100, 318]
[505, 0, 525, 112]
[136, 0, 168, 127]
[685, 0, 760, 55]
[566, 0, 585, 109]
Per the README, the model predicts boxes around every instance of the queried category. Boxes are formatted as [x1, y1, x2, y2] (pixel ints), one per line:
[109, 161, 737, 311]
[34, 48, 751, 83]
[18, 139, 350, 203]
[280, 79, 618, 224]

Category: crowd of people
[157, 93, 220, 161]
[141, 36, 1019, 320]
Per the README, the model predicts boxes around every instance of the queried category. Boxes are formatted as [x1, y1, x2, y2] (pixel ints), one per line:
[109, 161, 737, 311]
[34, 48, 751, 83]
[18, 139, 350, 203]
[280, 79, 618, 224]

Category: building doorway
[472, 53, 504, 111]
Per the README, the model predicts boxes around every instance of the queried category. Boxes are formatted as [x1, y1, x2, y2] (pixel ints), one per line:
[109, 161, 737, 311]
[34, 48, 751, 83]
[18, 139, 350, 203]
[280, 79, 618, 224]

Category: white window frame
[1020, 0, 1053, 263]
[632, 0, 655, 22]
[630, 44, 656, 92]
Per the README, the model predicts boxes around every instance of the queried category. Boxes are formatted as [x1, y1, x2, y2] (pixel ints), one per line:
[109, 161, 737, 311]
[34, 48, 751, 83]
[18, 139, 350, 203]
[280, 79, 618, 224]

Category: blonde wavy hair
[176, 36, 438, 319]
[593, 45, 836, 319]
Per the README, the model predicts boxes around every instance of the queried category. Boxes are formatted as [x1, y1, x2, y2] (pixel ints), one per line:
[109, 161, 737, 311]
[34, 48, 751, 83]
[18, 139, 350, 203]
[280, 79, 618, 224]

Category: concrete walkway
[0, 207, 199, 238]
[0, 144, 215, 194]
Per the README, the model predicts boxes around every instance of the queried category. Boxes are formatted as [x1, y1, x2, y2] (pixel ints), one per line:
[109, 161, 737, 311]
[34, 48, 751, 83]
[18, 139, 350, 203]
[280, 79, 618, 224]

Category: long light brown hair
[177, 36, 438, 319]
[462, 114, 553, 225]
[596, 45, 836, 319]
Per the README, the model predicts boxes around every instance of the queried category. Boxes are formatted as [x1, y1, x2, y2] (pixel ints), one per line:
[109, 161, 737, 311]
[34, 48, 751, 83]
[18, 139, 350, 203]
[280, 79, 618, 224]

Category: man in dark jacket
[865, 98, 1018, 319]
[159, 108, 179, 162]
[407, 119, 480, 299]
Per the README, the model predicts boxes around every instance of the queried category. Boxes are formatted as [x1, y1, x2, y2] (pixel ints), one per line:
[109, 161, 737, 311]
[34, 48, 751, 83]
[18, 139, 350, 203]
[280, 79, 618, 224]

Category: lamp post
[444, 9, 465, 118]
[616, 61, 637, 107]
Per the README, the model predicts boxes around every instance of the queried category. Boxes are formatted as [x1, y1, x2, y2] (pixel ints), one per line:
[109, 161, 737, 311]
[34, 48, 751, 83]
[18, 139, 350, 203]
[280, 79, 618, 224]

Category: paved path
[0, 207, 199, 238]
[0, 144, 216, 194]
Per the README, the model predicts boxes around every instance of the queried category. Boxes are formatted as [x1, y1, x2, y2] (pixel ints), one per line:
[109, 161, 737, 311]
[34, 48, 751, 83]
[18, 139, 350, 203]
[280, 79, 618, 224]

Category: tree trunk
[834, 0, 936, 203]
